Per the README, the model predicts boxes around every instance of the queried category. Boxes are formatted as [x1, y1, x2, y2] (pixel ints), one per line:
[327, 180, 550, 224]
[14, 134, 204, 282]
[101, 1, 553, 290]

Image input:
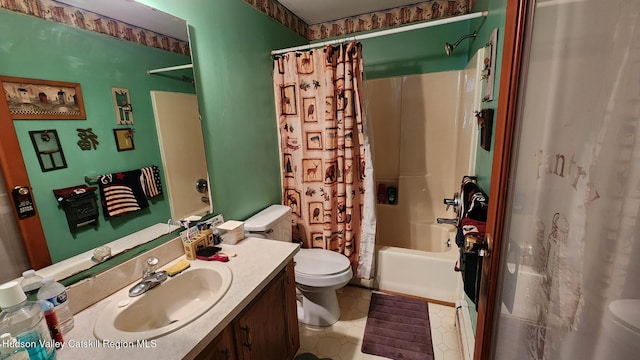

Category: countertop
[56, 237, 300, 360]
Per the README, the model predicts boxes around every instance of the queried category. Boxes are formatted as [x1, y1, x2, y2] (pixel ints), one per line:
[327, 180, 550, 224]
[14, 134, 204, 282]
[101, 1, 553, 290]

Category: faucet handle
[143, 256, 159, 277]
[443, 192, 460, 215]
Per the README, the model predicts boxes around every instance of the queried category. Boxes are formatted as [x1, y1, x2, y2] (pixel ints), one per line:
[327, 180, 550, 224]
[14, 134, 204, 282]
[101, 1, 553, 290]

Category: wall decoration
[112, 88, 134, 124]
[52, 185, 99, 233]
[28, 130, 67, 172]
[77, 128, 99, 150]
[1, 76, 86, 120]
[113, 128, 135, 151]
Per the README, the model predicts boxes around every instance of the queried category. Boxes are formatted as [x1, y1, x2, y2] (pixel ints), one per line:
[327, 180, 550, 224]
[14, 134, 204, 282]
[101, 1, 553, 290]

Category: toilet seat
[608, 299, 640, 333]
[294, 249, 353, 288]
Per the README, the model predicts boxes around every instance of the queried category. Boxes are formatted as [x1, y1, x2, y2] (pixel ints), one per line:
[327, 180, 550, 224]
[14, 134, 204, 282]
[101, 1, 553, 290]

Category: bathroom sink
[93, 263, 232, 341]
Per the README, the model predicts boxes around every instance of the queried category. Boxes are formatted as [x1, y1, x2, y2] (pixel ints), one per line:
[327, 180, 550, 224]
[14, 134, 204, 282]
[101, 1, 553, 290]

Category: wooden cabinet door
[195, 325, 237, 360]
[283, 261, 300, 355]
[235, 269, 290, 360]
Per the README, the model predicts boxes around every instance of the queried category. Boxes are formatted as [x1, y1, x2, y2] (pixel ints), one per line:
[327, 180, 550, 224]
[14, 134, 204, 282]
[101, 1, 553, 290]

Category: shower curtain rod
[147, 63, 193, 74]
[271, 11, 488, 55]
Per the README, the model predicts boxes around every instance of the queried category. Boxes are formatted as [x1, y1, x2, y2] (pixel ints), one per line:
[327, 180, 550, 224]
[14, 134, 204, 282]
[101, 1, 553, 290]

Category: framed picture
[28, 130, 67, 172]
[112, 88, 134, 124]
[113, 128, 135, 151]
[1, 76, 86, 120]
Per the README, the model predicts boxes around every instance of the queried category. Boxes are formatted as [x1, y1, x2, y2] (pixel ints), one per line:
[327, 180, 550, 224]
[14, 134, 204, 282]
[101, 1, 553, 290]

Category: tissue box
[217, 220, 245, 245]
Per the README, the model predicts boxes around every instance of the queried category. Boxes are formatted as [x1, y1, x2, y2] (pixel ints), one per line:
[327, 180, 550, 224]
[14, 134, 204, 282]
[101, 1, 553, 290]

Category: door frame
[474, 1, 529, 359]
[0, 77, 52, 269]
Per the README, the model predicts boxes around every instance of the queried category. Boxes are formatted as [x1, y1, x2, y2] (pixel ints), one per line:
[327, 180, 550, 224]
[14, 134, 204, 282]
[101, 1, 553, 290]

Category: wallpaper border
[0, 0, 190, 56]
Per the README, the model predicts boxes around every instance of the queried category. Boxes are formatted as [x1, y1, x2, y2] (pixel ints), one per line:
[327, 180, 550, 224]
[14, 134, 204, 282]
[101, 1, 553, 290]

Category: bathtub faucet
[437, 218, 457, 225]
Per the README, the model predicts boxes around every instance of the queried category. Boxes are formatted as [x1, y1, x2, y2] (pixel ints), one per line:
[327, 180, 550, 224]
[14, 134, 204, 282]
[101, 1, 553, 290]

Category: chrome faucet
[129, 256, 168, 297]
[436, 218, 457, 225]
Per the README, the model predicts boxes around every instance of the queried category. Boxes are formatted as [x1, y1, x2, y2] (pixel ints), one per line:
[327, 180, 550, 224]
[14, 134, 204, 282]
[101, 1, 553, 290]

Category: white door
[151, 91, 211, 221]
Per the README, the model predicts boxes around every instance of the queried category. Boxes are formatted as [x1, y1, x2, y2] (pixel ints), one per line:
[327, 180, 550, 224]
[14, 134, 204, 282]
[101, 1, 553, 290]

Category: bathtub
[375, 223, 463, 304]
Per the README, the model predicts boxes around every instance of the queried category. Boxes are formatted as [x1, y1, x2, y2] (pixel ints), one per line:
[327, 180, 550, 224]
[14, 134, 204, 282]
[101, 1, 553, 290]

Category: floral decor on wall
[0, 0, 190, 56]
[242, 0, 472, 41]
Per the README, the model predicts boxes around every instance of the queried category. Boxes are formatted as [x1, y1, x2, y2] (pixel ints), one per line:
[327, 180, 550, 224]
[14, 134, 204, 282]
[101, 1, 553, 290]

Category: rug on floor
[361, 292, 434, 360]
[294, 353, 332, 360]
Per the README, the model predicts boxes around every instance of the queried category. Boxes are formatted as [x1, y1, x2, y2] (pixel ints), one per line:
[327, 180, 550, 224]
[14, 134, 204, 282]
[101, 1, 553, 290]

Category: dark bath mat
[361, 292, 434, 360]
[294, 353, 332, 360]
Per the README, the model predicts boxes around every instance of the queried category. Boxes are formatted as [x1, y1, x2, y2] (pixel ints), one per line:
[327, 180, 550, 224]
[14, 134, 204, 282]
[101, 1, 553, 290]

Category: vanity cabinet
[195, 325, 236, 360]
[195, 261, 299, 360]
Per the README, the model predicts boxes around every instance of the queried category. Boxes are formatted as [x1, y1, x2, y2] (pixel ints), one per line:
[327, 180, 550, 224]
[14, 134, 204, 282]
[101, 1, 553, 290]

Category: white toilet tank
[244, 205, 292, 242]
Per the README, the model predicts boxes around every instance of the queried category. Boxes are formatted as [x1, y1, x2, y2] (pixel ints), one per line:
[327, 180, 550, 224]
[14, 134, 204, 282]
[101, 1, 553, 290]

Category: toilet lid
[609, 299, 640, 332]
[294, 249, 351, 276]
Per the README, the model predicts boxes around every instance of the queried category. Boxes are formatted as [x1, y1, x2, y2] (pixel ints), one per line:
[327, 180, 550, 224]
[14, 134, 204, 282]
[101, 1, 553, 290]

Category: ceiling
[277, 0, 427, 24]
[55, 0, 424, 41]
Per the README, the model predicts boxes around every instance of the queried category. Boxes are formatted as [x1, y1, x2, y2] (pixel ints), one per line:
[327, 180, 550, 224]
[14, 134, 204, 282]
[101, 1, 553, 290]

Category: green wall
[138, 0, 477, 222]
[465, 0, 508, 334]
[136, 0, 307, 221]
[469, 0, 507, 193]
[0, 10, 194, 262]
[361, 21, 472, 79]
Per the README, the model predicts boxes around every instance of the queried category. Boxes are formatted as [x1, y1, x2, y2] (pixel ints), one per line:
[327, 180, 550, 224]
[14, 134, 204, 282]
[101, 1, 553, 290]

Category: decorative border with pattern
[242, 0, 309, 39]
[243, 0, 471, 41]
[2, 0, 472, 55]
[307, 0, 471, 41]
[0, 0, 190, 55]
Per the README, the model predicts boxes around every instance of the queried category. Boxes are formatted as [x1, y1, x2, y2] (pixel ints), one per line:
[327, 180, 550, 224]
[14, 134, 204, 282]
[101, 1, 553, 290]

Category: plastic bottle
[0, 333, 30, 359]
[36, 278, 73, 334]
[19, 271, 43, 299]
[0, 281, 55, 360]
[387, 186, 397, 205]
[37, 302, 62, 348]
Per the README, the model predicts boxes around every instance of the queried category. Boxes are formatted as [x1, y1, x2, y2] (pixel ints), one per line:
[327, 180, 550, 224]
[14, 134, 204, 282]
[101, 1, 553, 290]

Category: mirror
[0, 0, 210, 283]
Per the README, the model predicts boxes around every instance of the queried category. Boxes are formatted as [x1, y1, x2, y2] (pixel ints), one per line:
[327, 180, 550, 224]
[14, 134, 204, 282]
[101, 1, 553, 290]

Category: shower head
[444, 31, 478, 56]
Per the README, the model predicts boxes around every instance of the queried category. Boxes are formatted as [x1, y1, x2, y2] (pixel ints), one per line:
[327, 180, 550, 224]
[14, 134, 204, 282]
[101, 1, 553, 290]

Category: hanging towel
[141, 165, 163, 198]
[98, 170, 149, 219]
[456, 176, 489, 247]
[454, 176, 489, 310]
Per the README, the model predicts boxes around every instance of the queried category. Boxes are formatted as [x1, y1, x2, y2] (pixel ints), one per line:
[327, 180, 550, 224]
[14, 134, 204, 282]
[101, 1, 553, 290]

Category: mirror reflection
[0, 0, 210, 283]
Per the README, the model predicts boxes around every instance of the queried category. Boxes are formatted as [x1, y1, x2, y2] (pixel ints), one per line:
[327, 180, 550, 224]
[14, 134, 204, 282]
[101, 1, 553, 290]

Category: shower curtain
[272, 42, 376, 279]
[493, 1, 640, 359]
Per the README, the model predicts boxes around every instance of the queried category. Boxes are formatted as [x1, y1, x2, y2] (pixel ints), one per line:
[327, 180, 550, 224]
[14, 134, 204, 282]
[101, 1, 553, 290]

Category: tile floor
[296, 286, 462, 360]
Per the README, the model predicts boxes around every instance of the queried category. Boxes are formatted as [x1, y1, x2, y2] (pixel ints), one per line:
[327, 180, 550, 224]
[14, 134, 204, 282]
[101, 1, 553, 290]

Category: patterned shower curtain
[273, 42, 376, 279]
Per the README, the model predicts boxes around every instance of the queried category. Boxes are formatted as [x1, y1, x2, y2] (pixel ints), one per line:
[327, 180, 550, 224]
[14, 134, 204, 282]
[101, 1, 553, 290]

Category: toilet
[594, 299, 640, 358]
[244, 205, 353, 326]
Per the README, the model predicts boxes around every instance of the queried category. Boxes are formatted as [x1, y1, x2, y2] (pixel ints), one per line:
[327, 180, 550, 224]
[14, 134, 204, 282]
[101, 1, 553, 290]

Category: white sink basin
[94, 263, 232, 341]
